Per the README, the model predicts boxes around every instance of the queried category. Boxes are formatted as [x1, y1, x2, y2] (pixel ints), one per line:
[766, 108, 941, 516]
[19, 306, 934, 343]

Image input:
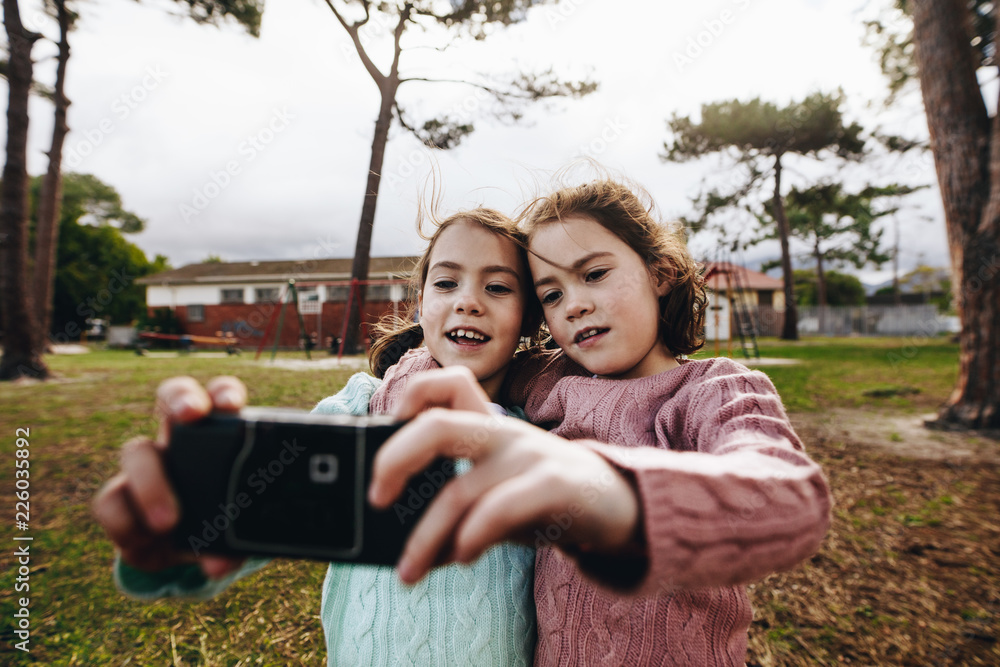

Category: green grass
[0, 348, 357, 665]
[0, 338, 982, 665]
[694, 337, 959, 412]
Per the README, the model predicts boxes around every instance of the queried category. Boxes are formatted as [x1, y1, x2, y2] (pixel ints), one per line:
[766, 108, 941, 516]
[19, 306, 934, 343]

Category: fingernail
[168, 395, 196, 417]
[217, 389, 242, 410]
[397, 556, 416, 584]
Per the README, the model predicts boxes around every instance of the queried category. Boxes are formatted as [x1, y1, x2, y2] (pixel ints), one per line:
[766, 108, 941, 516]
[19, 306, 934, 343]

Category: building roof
[702, 261, 783, 292]
[137, 256, 420, 286]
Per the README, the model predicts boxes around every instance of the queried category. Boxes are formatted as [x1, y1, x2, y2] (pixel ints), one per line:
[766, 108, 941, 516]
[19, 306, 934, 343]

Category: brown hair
[520, 178, 707, 357]
[368, 207, 542, 378]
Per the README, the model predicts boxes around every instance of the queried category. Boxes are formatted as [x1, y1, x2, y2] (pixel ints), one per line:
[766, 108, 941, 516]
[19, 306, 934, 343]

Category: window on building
[221, 288, 244, 304]
[255, 287, 280, 303]
[188, 304, 205, 322]
[326, 285, 349, 302]
[758, 290, 773, 307]
[324, 283, 406, 302]
[368, 285, 391, 301]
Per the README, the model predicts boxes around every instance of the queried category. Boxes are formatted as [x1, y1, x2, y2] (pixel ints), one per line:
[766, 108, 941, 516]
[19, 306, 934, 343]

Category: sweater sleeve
[368, 347, 440, 414]
[114, 373, 382, 601]
[578, 364, 831, 595]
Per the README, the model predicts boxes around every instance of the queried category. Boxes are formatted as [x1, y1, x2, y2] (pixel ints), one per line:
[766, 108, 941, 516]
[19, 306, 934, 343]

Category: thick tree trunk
[0, 0, 48, 380]
[339, 3, 411, 354]
[343, 84, 397, 353]
[773, 156, 799, 340]
[912, 0, 999, 428]
[33, 0, 72, 344]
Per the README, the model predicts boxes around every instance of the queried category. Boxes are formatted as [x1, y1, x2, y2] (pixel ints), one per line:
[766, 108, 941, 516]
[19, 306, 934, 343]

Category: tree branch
[388, 3, 412, 83]
[323, 0, 385, 87]
[398, 75, 511, 96]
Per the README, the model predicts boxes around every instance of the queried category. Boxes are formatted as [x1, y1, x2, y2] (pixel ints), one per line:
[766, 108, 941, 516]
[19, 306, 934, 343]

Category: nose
[454, 286, 483, 315]
[563, 288, 592, 320]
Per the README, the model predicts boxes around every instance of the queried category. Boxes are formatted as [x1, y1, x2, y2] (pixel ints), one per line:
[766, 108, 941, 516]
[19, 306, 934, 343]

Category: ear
[649, 263, 673, 297]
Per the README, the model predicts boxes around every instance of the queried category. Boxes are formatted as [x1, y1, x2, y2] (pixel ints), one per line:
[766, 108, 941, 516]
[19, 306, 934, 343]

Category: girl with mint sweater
[94, 208, 542, 665]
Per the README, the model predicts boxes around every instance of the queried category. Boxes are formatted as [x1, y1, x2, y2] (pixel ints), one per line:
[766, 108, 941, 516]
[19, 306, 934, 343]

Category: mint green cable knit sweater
[115, 371, 536, 666]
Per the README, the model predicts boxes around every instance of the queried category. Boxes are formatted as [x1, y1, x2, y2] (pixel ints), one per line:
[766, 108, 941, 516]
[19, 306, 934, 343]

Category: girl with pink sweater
[370, 177, 832, 665]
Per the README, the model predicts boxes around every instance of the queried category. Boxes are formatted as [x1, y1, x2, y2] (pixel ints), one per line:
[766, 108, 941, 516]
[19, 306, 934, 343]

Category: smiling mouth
[447, 328, 491, 344]
[574, 328, 608, 344]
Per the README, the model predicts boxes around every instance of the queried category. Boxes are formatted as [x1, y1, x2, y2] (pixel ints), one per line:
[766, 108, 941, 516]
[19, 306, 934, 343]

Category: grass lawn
[1, 338, 997, 665]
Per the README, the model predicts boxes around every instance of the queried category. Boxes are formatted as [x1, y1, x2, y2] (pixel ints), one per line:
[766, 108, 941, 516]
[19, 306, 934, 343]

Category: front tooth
[456, 329, 466, 338]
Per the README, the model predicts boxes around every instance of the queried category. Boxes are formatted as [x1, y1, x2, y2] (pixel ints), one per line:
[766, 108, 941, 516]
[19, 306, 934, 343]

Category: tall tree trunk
[0, 0, 48, 380]
[343, 83, 398, 353]
[33, 0, 72, 345]
[912, 0, 999, 428]
[773, 156, 799, 340]
[340, 3, 410, 354]
[814, 242, 827, 334]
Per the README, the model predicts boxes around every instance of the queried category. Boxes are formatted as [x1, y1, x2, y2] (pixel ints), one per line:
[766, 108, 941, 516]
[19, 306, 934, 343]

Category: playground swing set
[138, 277, 408, 359]
[253, 278, 408, 361]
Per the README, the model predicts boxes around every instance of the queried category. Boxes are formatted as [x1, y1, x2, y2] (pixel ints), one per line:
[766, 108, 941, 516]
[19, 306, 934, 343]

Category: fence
[740, 305, 959, 338]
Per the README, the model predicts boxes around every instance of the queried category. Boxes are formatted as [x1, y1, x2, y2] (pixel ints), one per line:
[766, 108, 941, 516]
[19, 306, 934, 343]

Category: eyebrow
[429, 260, 521, 280]
[532, 251, 613, 289]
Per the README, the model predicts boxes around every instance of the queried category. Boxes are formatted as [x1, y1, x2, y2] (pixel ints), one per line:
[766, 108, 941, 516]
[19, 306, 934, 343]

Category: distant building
[702, 262, 786, 340]
[137, 257, 418, 349]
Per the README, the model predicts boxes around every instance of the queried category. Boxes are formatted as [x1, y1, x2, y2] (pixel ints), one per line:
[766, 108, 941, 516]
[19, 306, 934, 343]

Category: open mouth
[447, 328, 491, 345]
[574, 328, 608, 344]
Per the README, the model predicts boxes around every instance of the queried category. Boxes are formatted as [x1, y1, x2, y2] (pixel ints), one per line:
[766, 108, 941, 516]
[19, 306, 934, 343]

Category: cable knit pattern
[318, 366, 537, 667]
[506, 349, 831, 667]
[116, 362, 536, 666]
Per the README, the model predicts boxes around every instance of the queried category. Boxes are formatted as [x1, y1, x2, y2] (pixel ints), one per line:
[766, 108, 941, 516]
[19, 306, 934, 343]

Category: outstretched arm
[370, 365, 831, 594]
[369, 367, 642, 584]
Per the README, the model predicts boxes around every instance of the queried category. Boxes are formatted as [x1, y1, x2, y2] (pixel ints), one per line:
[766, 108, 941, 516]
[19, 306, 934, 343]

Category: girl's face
[528, 214, 677, 379]
[418, 219, 528, 401]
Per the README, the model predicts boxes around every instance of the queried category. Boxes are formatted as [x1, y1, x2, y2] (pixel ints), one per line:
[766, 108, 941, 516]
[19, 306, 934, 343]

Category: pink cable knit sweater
[505, 348, 831, 666]
[382, 348, 831, 666]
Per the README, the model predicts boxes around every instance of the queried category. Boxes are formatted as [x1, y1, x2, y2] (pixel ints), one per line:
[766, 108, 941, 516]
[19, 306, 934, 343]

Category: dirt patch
[791, 408, 1000, 463]
[747, 414, 1000, 666]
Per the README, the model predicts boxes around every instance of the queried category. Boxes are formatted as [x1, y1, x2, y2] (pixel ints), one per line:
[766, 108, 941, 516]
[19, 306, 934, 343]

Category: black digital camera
[165, 407, 455, 565]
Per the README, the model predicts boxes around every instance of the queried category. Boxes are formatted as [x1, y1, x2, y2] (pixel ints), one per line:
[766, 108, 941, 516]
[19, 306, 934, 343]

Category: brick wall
[168, 300, 406, 350]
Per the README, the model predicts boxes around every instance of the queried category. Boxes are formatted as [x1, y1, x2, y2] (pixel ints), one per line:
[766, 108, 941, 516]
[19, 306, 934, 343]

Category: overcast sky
[9, 0, 957, 285]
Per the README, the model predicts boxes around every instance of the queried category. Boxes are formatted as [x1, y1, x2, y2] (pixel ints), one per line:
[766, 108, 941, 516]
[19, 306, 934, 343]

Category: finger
[200, 555, 246, 580]
[452, 470, 562, 565]
[120, 437, 179, 533]
[92, 474, 155, 551]
[369, 409, 505, 508]
[205, 376, 248, 413]
[392, 367, 493, 420]
[155, 376, 213, 444]
[396, 457, 516, 583]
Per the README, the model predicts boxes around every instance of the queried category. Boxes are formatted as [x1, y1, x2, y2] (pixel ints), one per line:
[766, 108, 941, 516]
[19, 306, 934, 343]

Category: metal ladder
[723, 261, 761, 360]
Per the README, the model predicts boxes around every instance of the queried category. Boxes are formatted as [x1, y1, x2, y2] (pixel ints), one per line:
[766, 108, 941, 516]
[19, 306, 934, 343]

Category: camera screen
[226, 419, 362, 558]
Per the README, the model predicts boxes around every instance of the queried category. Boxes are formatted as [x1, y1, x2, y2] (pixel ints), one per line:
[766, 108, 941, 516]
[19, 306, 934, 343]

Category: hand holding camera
[92, 376, 250, 579]
[93, 375, 454, 574]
